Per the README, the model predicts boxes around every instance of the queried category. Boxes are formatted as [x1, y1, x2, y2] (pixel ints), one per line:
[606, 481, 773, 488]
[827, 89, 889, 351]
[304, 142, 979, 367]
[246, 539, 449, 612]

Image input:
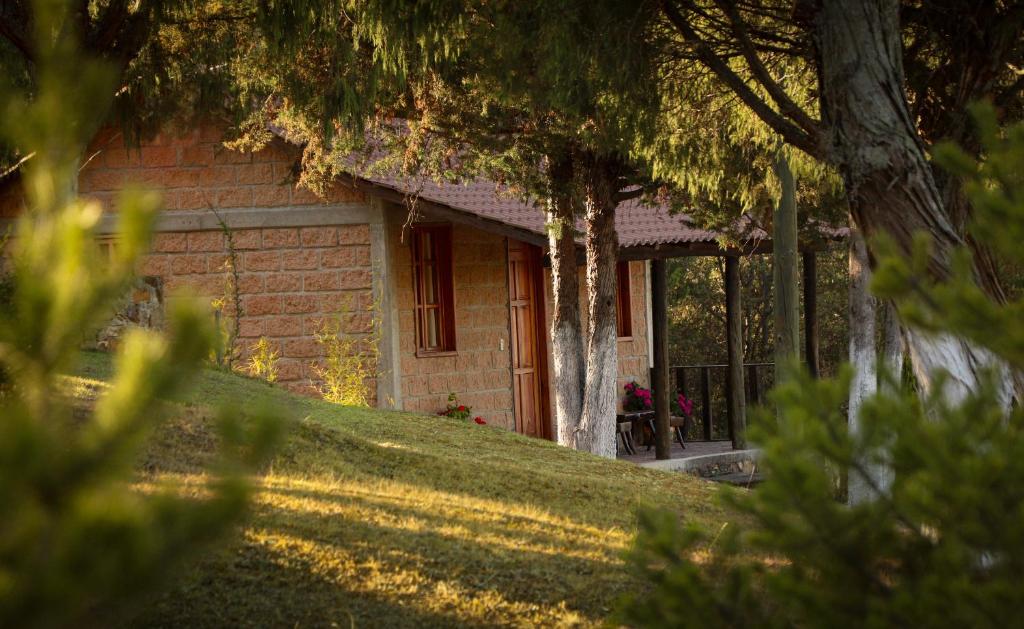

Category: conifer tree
[0, 1, 276, 625]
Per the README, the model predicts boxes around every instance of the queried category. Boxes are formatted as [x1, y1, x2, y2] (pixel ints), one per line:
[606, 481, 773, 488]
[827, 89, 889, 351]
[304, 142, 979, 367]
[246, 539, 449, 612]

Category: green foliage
[209, 210, 242, 369]
[313, 297, 382, 407]
[619, 106, 1024, 627]
[246, 336, 280, 383]
[0, 2, 277, 626]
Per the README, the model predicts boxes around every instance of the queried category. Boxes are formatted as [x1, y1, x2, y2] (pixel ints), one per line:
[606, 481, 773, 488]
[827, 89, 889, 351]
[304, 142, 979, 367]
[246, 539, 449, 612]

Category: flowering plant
[672, 392, 694, 417]
[438, 392, 472, 421]
[623, 381, 653, 411]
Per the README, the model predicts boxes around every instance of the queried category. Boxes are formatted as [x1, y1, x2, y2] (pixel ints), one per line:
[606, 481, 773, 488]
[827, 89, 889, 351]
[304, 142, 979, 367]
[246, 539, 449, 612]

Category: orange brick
[161, 168, 201, 188]
[276, 359, 303, 381]
[290, 186, 325, 206]
[321, 245, 370, 268]
[300, 227, 337, 247]
[238, 317, 265, 338]
[153, 232, 188, 253]
[231, 229, 262, 250]
[104, 148, 141, 169]
[338, 225, 371, 245]
[141, 146, 178, 168]
[265, 315, 303, 337]
[283, 338, 319, 358]
[197, 166, 236, 187]
[206, 254, 234, 273]
[244, 251, 281, 271]
[213, 187, 253, 208]
[265, 272, 303, 293]
[283, 294, 317, 314]
[180, 144, 214, 167]
[253, 184, 291, 207]
[188, 231, 225, 252]
[213, 147, 253, 165]
[139, 255, 171, 276]
[171, 254, 208, 275]
[281, 249, 319, 270]
[303, 271, 340, 292]
[176, 188, 210, 210]
[339, 269, 372, 289]
[261, 228, 299, 248]
[236, 274, 264, 294]
[80, 169, 126, 192]
[244, 294, 283, 316]
[236, 163, 274, 185]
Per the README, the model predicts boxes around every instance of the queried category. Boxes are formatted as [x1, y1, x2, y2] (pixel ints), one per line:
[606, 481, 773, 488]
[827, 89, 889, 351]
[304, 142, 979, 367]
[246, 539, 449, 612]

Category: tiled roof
[356, 170, 764, 249]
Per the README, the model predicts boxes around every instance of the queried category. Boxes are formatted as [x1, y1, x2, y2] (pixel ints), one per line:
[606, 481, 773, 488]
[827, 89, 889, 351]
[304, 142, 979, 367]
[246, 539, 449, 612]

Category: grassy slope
[73, 351, 727, 628]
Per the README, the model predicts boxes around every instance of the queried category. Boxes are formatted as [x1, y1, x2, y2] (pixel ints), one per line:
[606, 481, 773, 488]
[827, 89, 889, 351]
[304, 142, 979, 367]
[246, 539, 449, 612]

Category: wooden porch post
[651, 258, 671, 459]
[725, 256, 747, 449]
[803, 251, 820, 378]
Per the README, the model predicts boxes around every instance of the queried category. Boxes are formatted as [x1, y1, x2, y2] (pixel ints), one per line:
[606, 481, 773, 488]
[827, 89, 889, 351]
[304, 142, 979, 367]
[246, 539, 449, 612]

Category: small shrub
[209, 210, 241, 369]
[246, 336, 279, 383]
[313, 298, 381, 406]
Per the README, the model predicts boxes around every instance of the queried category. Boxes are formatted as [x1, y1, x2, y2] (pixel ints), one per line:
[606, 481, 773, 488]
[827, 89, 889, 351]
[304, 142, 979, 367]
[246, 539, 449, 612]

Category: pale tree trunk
[817, 0, 1012, 407]
[546, 190, 585, 449]
[880, 301, 905, 393]
[576, 160, 619, 459]
[848, 229, 888, 505]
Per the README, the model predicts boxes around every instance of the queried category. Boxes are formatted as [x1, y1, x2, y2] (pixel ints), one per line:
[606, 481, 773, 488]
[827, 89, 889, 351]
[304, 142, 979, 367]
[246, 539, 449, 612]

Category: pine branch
[660, 0, 822, 159]
[715, 0, 820, 137]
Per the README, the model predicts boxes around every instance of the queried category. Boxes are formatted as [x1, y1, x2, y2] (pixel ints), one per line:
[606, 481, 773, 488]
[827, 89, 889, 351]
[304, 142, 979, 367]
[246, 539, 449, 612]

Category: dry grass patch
[73, 351, 728, 628]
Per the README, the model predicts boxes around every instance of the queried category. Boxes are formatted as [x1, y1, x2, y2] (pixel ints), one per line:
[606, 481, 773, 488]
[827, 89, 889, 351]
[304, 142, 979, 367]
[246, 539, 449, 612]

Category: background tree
[619, 104, 1024, 629]
[0, 1, 276, 625]
[643, 0, 1024, 401]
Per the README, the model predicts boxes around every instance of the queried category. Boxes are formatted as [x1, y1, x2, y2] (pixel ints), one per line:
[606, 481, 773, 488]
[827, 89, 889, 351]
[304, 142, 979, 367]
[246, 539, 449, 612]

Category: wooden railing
[659, 362, 775, 442]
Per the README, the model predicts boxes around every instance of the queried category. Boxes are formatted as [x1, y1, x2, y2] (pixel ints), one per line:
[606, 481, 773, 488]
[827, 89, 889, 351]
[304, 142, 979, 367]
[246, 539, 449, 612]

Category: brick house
[0, 123, 765, 439]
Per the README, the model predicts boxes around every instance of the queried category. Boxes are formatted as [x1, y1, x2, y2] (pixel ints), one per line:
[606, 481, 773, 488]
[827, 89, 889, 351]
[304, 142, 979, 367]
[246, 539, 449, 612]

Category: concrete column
[370, 199, 402, 409]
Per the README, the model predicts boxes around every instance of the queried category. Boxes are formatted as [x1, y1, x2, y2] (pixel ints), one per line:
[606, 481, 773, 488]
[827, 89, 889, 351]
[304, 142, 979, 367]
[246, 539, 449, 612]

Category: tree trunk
[772, 149, 800, 391]
[816, 0, 1011, 407]
[881, 300, 905, 393]
[577, 160, 619, 459]
[546, 190, 585, 449]
[847, 229, 887, 505]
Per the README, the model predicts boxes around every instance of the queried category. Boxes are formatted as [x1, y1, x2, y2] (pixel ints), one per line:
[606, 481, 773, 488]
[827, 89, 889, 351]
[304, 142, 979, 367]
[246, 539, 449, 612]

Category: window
[412, 224, 456, 354]
[616, 260, 633, 338]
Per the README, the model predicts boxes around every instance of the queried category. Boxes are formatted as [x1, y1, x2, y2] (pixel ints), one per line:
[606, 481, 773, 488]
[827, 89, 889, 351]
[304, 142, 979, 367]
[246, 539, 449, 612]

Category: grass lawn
[72, 351, 729, 628]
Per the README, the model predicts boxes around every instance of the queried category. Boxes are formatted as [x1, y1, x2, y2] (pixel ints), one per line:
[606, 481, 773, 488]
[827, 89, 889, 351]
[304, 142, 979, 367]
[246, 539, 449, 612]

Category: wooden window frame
[411, 224, 457, 356]
[616, 260, 633, 339]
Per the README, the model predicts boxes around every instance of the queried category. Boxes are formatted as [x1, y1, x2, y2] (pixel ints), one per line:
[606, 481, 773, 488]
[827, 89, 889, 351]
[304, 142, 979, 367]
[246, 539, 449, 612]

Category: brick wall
[389, 212, 515, 428]
[72, 124, 376, 396]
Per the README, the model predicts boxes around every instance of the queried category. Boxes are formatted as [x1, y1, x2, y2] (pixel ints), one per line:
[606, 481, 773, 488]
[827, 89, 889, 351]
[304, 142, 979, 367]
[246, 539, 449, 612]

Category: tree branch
[715, 0, 820, 137]
[0, 12, 33, 61]
[660, 0, 822, 159]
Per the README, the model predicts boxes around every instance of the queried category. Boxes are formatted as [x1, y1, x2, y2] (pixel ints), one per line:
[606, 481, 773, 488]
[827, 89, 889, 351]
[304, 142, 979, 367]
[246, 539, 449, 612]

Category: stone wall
[389, 210, 515, 428]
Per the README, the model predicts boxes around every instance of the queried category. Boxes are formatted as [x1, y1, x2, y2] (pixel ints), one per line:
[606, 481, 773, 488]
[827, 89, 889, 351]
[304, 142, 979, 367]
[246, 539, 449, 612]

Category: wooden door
[507, 240, 551, 439]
